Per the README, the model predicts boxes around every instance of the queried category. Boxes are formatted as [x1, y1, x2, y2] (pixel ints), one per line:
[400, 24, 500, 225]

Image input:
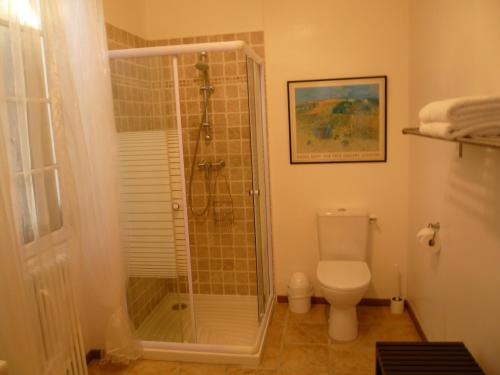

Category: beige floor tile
[329, 323, 378, 347]
[358, 306, 413, 326]
[259, 316, 285, 369]
[128, 359, 180, 374]
[329, 345, 375, 374]
[86, 304, 421, 375]
[86, 362, 100, 375]
[329, 337, 375, 355]
[283, 323, 329, 344]
[279, 344, 329, 373]
[279, 368, 329, 375]
[272, 303, 289, 323]
[179, 362, 225, 375]
[267, 319, 285, 341]
[87, 361, 129, 375]
[288, 304, 328, 325]
[259, 335, 282, 369]
[259, 320, 285, 369]
[368, 322, 421, 341]
[227, 367, 278, 375]
[330, 331, 374, 352]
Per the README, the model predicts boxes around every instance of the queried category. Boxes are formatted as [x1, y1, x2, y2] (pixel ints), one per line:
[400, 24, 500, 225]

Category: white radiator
[118, 130, 186, 278]
[29, 253, 87, 375]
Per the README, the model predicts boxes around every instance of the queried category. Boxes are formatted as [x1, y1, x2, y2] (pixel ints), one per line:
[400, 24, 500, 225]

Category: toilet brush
[390, 264, 404, 314]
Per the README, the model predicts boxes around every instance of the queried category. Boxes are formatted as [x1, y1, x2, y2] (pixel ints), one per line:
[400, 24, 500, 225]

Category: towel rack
[402, 127, 500, 158]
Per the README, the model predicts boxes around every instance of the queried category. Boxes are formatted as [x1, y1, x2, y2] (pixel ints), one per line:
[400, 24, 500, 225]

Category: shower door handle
[248, 189, 260, 196]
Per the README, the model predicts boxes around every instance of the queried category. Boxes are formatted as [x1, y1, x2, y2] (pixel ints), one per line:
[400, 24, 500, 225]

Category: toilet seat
[317, 260, 371, 291]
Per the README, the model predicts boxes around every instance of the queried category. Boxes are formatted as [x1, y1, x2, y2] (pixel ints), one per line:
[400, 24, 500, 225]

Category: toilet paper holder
[427, 222, 440, 246]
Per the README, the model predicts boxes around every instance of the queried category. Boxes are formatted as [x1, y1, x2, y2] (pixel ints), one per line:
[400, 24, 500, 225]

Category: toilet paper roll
[416, 227, 440, 252]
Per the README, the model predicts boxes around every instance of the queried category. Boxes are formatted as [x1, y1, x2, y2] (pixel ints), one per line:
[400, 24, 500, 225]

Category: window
[1, 7, 63, 246]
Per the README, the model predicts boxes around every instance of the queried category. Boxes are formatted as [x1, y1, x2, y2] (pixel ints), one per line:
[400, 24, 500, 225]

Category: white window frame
[1, 16, 69, 259]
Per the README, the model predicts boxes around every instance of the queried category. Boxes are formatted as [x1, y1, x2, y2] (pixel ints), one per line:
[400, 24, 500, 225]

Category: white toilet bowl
[317, 260, 371, 341]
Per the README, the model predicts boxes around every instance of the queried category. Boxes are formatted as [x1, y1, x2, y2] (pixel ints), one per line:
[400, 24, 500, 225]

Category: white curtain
[44, 0, 142, 363]
[0, 136, 44, 373]
[0, 0, 85, 372]
[0, 0, 140, 372]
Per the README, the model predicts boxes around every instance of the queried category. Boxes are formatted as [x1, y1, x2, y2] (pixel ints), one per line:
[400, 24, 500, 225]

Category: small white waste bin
[287, 272, 313, 313]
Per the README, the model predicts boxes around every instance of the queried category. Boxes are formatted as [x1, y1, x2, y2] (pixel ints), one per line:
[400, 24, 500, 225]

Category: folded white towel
[447, 111, 500, 130]
[419, 122, 451, 138]
[419, 122, 500, 139]
[419, 96, 500, 124]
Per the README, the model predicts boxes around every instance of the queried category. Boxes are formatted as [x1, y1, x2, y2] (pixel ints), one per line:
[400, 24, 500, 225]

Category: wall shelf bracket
[403, 128, 500, 158]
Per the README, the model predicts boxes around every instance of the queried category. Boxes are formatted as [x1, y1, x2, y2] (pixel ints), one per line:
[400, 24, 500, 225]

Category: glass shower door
[246, 58, 271, 321]
[109, 51, 195, 343]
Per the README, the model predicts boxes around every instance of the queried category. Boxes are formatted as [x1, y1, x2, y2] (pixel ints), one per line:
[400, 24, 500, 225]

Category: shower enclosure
[108, 38, 272, 364]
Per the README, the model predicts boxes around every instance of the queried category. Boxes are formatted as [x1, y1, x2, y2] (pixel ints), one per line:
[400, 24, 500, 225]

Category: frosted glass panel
[44, 169, 63, 232]
[27, 102, 55, 167]
[0, 25, 14, 96]
[6, 102, 23, 172]
[21, 31, 46, 98]
[16, 175, 35, 243]
[32, 172, 49, 237]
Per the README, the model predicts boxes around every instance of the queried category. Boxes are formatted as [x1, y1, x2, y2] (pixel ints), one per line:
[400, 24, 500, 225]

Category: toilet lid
[317, 261, 371, 291]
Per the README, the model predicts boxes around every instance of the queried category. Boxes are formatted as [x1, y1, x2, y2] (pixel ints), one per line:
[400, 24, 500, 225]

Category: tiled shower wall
[106, 24, 265, 323]
[166, 32, 265, 296]
[106, 24, 176, 132]
[146, 31, 264, 296]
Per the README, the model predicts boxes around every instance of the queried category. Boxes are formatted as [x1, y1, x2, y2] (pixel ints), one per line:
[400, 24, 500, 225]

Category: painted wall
[101, 0, 146, 38]
[142, 0, 264, 40]
[408, 1, 500, 373]
[263, 0, 409, 299]
[101, 0, 410, 300]
[102, 0, 264, 40]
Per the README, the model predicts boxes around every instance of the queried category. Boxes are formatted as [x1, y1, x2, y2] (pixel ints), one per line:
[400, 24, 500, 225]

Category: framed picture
[287, 76, 387, 164]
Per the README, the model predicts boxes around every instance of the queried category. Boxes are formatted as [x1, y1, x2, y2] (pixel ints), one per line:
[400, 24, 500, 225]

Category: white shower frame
[109, 41, 274, 366]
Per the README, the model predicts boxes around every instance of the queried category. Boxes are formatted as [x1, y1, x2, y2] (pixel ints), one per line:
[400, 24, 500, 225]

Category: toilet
[316, 208, 371, 341]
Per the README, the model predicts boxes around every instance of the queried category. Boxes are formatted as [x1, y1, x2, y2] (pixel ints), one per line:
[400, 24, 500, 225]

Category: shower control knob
[172, 202, 182, 211]
[248, 189, 260, 196]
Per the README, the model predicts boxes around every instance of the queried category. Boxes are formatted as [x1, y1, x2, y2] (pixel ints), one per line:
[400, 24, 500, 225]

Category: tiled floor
[88, 302, 421, 375]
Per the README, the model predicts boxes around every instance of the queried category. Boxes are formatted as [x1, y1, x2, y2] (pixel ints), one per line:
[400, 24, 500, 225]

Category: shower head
[195, 61, 209, 71]
[195, 51, 209, 71]
[195, 51, 213, 94]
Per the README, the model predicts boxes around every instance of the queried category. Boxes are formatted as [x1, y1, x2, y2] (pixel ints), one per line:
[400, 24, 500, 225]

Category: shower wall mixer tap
[197, 160, 226, 170]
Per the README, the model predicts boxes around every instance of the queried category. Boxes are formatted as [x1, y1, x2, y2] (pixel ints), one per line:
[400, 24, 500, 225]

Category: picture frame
[287, 75, 387, 164]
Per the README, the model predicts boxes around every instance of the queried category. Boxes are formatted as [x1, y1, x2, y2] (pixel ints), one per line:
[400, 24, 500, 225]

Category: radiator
[29, 253, 87, 375]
